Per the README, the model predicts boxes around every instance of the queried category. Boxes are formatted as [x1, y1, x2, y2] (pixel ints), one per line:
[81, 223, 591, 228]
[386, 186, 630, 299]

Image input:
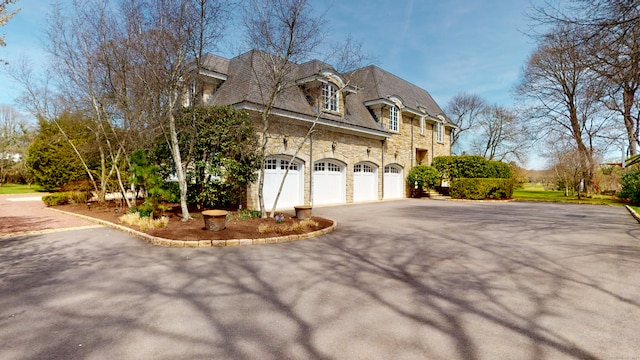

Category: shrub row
[450, 178, 515, 200]
[432, 155, 512, 180]
[42, 191, 90, 207]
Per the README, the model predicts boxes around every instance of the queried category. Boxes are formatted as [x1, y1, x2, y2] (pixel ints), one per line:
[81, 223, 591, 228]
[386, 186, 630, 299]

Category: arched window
[321, 83, 339, 112]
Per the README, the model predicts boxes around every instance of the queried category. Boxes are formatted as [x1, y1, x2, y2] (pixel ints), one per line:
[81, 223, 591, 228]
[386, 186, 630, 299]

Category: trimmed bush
[450, 178, 515, 200]
[407, 165, 440, 197]
[432, 155, 512, 180]
[619, 170, 640, 204]
[42, 191, 90, 206]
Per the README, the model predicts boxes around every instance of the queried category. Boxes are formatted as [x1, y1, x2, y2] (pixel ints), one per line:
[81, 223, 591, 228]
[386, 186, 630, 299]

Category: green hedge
[450, 178, 515, 200]
[407, 165, 440, 196]
[619, 170, 640, 204]
[432, 155, 512, 180]
[42, 191, 90, 206]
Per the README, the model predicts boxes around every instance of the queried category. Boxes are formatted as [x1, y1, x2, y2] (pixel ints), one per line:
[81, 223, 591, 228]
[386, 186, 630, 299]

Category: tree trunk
[169, 110, 191, 221]
[623, 88, 638, 155]
[258, 122, 268, 218]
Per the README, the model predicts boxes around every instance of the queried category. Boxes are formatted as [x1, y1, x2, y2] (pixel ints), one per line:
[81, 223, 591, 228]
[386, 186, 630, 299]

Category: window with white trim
[327, 162, 341, 172]
[314, 162, 325, 172]
[281, 160, 298, 171]
[385, 165, 401, 174]
[389, 105, 399, 132]
[364, 164, 373, 173]
[265, 159, 277, 170]
[437, 122, 444, 143]
[354, 164, 374, 173]
[419, 117, 424, 135]
[321, 83, 339, 112]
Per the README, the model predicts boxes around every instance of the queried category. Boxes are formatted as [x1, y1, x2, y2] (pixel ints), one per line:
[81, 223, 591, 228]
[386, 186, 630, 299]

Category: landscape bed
[54, 203, 333, 241]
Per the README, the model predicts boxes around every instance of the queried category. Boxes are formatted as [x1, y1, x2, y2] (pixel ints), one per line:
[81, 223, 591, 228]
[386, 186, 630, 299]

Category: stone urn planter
[202, 210, 228, 231]
[294, 205, 312, 219]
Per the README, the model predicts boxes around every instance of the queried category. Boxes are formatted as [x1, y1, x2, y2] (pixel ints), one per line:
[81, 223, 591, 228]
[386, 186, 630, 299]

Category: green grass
[0, 183, 45, 195]
[513, 183, 625, 206]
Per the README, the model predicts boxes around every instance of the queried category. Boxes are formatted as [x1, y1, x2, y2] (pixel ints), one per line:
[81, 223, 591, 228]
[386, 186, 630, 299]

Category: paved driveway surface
[1, 200, 639, 360]
[0, 194, 96, 235]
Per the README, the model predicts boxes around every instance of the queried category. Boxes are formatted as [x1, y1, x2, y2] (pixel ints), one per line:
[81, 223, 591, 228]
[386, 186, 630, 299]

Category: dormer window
[389, 105, 399, 132]
[322, 83, 339, 112]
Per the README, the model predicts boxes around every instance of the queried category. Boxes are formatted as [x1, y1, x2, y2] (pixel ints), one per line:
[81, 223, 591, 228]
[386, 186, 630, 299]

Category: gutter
[236, 102, 390, 140]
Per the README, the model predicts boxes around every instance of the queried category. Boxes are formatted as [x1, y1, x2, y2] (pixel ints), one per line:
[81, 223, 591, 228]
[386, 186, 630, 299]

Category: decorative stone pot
[294, 205, 312, 219]
[202, 210, 228, 231]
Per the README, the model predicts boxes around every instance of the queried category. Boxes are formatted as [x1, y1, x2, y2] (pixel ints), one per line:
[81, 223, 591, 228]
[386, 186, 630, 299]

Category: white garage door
[353, 163, 378, 202]
[313, 160, 345, 205]
[263, 157, 304, 209]
[384, 164, 404, 199]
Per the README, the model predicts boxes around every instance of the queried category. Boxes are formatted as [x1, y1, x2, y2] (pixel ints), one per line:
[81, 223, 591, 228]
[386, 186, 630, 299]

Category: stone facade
[198, 50, 455, 210]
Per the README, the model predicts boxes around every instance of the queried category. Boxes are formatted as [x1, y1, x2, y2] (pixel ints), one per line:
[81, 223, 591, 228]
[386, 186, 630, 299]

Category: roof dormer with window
[296, 66, 357, 117]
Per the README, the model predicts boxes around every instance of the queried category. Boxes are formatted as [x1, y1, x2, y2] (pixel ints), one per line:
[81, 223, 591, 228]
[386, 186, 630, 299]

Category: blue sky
[0, 0, 543, 165]
[1, 0, 537, 108]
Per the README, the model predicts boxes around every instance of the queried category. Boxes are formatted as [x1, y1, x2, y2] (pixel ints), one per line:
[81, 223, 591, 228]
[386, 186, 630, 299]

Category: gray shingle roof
[203, 50, 449, 136]
[345, 65, 447, 119]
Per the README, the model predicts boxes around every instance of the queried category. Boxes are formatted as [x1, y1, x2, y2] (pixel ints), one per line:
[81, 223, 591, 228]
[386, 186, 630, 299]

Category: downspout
[380, 106, 386, 200]
[309, 133, 313, 206]
[381, 138, 385, 199]
[410, 115, 414, 167]
[431, 122, 435, 165]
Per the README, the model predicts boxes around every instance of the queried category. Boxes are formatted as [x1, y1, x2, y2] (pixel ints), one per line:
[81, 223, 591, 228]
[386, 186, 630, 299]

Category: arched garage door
[263, 157, 304, 209]
[313, 160, 346, 205]
[353, 162, 378, 202]
[384, 164, 404, 199]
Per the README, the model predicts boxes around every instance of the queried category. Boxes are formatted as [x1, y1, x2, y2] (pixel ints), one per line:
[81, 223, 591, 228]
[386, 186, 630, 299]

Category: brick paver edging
[47, 207, 337, 247]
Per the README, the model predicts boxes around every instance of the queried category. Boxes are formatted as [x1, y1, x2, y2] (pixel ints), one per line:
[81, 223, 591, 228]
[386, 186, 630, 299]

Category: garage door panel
[263, 158, 303, 209]
[384, 165, 403, 199]
[313, 160, 346, 205]
[353, 163, 378, 202]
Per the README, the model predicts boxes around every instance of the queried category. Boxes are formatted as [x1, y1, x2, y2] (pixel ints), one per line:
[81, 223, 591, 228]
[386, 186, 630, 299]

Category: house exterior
[194, 49, 455, 210]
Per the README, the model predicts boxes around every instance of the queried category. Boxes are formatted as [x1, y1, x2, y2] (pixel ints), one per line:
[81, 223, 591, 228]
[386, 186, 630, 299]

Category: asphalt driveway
[1, 200, 639, 359]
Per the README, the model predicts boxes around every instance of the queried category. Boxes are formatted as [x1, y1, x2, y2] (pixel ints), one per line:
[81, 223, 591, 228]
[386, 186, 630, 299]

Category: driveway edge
[47, 207, 337, 247]
[625, 205, 640, 223]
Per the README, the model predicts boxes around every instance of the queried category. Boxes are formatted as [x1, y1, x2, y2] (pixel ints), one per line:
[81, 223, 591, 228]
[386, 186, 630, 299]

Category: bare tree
[544, 136, 602, 199]
[468, 104, 529, 163]
[445, 93, 486, 154]
[0, 0, 19, 64]
[516, 25, 615, 192]
[529, 0, 640, 155]
[243, 0, 324, 218]
[121, 0, 228, 220]
[0, 104, 27, 185]
[45, 0, 128, 203]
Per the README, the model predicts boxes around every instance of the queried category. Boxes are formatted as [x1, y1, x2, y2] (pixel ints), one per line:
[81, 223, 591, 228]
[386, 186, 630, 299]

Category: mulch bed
[53, 203, 333, 241]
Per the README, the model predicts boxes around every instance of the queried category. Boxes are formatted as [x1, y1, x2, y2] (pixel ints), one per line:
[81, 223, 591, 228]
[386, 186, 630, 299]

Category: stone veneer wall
[245, 110, 451, 210]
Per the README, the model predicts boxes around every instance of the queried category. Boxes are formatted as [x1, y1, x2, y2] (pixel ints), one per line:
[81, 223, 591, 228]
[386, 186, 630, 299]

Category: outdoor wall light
[332, 141, 337, 152]
[366, 147, 371, 156]
[283, 136, 288, 149]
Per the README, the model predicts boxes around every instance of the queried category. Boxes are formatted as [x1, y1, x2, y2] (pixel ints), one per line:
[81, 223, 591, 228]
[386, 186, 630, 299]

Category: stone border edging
[625, 205, 640, 223]
[47, 207, 337, 247]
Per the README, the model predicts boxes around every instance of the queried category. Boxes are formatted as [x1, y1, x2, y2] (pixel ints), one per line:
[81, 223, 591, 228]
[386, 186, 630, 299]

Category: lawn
[513, 183, 625, 206]
[0, 184, 44, 195]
